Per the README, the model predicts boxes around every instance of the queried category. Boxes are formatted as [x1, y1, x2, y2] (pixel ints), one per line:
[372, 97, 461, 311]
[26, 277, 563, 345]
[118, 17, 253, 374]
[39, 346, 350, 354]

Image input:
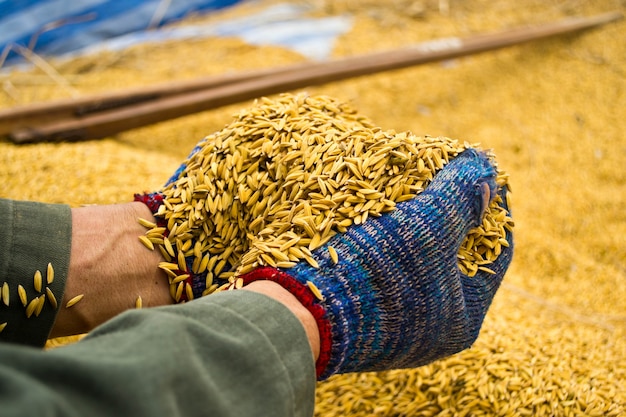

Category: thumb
[398, 148, 498, 251]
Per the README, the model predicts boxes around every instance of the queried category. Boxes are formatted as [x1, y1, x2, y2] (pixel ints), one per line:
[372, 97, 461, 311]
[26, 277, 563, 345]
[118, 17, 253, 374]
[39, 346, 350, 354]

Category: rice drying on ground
[1, 0, 624, 415]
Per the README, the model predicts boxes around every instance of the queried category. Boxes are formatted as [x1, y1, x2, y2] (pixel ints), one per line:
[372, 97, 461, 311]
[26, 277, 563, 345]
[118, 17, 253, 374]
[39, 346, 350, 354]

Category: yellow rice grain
[25, 297, 39, 318]
[46, 262, 54, 284]
[137, 217, 157, 228]
[45, 287, 58, 309]
[1, 282, 9, 306]
[138, 235, 155, 251]
[307, 280, 325, 301]
[185, 282, 194, 300]
[174, 282, 184, 302]
[33, 270, 42, 293]
[65, 294, 84, 308]
[328, 246, 339, 265]
[34, 295, 45, 317]
[17, 285, 27, 307]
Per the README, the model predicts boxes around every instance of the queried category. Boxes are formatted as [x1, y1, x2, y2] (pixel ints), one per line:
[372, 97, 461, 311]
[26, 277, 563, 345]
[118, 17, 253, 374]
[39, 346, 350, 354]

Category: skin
[51, 202, 173, 337]
[51, 201, 320, 361]
[243, 280, 320, 361]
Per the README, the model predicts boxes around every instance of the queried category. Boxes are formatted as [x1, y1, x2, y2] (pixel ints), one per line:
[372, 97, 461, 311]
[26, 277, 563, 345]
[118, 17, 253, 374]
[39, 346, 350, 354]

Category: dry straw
[139, 93, 513, 300]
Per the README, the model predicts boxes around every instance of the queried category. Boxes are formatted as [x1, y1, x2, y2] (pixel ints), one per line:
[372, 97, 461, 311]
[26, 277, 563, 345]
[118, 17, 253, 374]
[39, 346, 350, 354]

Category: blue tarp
[0, 0, 243, 65]
[0, 1, 353, 68]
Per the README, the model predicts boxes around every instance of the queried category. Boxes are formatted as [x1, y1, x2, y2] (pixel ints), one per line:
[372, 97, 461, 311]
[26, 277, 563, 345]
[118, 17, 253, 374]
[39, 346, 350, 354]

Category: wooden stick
[0, 66, 293, 136]
[5, 11, 622, 144]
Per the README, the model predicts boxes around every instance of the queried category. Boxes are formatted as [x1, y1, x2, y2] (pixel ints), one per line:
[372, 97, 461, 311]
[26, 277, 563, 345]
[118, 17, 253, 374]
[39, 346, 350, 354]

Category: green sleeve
[0, 198, 71, 346]
[0, 290, 316, 417]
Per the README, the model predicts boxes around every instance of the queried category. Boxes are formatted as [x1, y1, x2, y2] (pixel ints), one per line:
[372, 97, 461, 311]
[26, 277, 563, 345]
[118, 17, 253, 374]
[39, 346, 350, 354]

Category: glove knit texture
[241, 149, 513, 380]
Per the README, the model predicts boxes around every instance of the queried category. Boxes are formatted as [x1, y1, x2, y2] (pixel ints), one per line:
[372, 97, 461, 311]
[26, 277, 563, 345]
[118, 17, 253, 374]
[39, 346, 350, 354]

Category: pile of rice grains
[142, 93, 512, 300]
[1, 0, 624, 415]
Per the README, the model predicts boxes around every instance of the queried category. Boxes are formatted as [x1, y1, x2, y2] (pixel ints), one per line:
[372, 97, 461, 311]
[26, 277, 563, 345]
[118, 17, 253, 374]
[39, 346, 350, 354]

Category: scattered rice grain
[46, 262, 54, 284]
[25, 297, 39, 318]
[1, 282, 8, 306]
[45, 287, 58, 309]
[307, 280, 325, 301]
[138, 235, 155, 251]
[65, 294, 84, 308]
[33, 270, 42, 293]
[18, 285, 27, 307]
[328, 246, 339, 264]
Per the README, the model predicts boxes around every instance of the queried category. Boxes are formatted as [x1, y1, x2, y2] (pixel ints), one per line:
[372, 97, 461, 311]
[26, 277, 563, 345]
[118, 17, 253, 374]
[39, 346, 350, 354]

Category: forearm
[53, 202, 172, 337]
[0, 199, 173, 344]
[0, 291, 316, 417]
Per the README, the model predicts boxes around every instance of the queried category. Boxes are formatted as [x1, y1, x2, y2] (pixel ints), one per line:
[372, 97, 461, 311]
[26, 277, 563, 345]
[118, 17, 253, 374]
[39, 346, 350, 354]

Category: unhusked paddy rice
[140, 93, 513, 300]
[25, 296, 39, 318]
[1, 283, 9, 306]
[65, 294, 84, 308]
[46, 263, 54, 284]
[33, 270, 42, 293]
[17, 285, 27, 307]
[34, 295, 45, 317]
[45, 287, 57, 309]
[307, 280, 325, 301]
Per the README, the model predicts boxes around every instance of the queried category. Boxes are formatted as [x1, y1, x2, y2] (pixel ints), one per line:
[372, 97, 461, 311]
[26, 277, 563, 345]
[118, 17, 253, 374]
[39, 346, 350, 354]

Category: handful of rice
[139, 93, 513, 301]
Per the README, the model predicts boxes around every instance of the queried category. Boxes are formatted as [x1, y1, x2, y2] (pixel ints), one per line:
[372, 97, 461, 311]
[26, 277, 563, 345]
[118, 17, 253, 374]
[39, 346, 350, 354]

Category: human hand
[133, 94, 381, 302]
[132, 94, 513, 335]
[238, 149, 514, 380]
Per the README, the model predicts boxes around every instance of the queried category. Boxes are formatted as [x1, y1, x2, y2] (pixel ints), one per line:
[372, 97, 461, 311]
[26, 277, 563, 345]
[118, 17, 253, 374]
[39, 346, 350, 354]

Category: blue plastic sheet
[0, 1, 353, 68]
[0, 0, 243, 66]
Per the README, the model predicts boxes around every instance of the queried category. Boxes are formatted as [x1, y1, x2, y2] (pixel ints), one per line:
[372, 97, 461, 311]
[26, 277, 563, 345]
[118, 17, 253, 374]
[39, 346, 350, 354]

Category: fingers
[478, 181, 492, 221]
[457, 181, 514, 341]
[459, 233, 513, 340]
[427, 149, 497, 221]
[397, 149, 498, 250]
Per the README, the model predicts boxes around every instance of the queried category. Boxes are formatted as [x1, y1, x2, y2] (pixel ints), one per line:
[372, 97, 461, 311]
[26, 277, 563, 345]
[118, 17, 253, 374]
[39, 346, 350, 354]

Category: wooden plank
[0, 66, 289, 136]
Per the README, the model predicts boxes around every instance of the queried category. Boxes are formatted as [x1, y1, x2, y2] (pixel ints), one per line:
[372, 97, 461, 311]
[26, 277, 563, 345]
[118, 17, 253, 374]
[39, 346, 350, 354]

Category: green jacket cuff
[0, 198, 71, 346]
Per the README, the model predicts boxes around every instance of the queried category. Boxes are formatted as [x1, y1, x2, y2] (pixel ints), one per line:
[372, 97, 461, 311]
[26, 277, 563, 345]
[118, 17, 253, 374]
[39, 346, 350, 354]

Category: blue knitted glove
[239, 149, 513, 380]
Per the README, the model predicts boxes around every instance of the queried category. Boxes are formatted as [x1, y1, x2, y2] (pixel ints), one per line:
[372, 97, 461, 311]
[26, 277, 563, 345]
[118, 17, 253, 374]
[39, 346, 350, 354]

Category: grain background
[1, 0, 624, 415]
